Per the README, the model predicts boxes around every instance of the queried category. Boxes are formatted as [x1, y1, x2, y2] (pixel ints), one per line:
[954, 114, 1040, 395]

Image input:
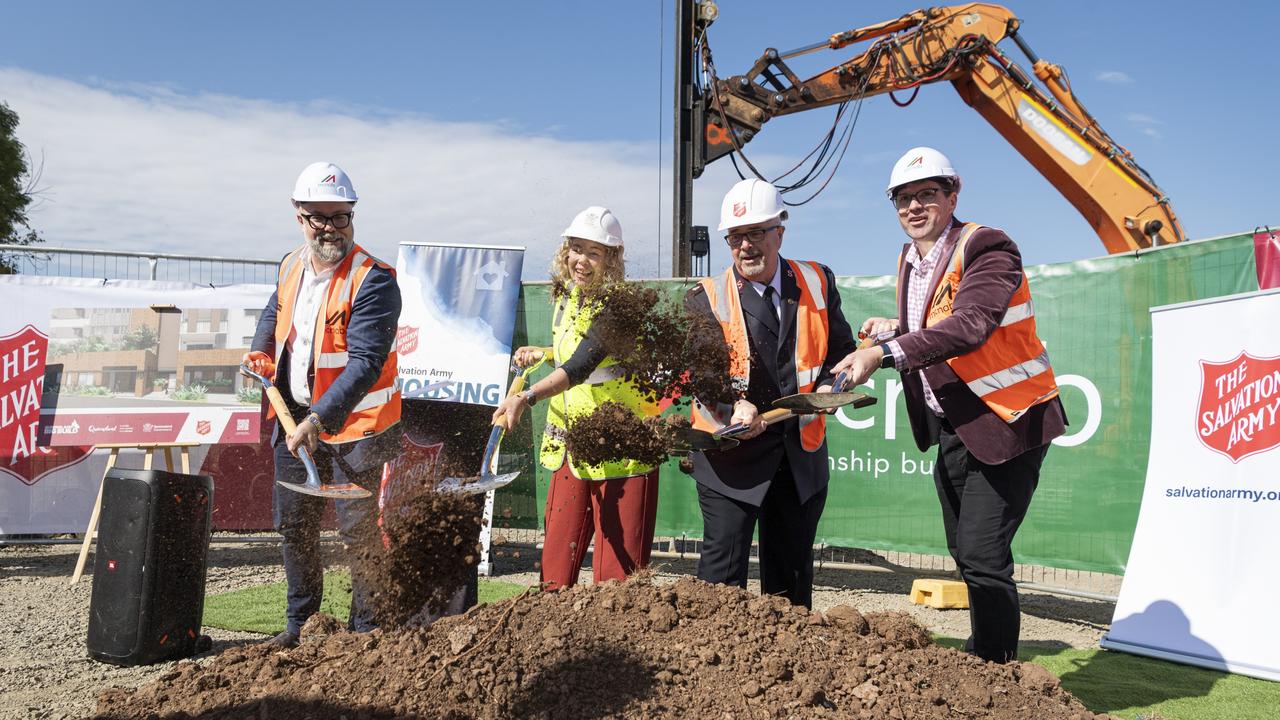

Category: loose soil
[92, 575, 1116, 720]
[563, 402, 690, 468]
[585, 282, 737, 406]
[361, 483, 484, 627]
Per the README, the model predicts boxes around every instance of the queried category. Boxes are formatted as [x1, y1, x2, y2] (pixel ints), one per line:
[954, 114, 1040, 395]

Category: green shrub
[170, 384, 208, 402]
[236, 387, 262, 405]
[60, 385, 113, 397]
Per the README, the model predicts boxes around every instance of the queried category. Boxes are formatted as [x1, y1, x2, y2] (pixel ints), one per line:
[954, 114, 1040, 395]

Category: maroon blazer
[892, 218, 1066, 465]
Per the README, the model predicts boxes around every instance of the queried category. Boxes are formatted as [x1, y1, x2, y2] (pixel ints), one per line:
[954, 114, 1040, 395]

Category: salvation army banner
[395, 243, 525, 407]
[1101, 288, 1280, 680]
[0, 275, 274, 535]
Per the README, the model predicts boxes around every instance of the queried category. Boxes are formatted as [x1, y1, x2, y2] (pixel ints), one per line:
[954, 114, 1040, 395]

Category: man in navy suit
[685, 179, 856, 609]
[243, 162, 403, 647]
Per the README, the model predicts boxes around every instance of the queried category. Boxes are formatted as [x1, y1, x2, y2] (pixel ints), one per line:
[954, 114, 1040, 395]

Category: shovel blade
[773, 391, 877, 413]
[276, 479, 372, 499]
[438, 471, 521, 495]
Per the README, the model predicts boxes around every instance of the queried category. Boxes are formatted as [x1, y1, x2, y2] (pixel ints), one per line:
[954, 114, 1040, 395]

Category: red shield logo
[196, 420, 212, 435]
[1197, 352, 1280, 463]
[396, 325, 420, 356]
[732, 202, 747, 218]
[0, 325, 95, 486]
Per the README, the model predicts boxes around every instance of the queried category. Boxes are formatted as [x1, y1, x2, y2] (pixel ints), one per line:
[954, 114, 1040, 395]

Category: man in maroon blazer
[834, 147, 1067, 663]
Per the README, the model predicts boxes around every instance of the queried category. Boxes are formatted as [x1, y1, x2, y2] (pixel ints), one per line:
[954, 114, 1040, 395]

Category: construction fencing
[3, 234, 1261, 583]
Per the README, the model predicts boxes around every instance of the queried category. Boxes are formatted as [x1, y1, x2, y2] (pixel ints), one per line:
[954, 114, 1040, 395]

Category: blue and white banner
[1101, 287, 1280, 681]
[394, 243, 525, 407]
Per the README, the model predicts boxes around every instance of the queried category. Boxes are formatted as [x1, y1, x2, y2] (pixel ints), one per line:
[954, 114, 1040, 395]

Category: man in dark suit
[685, 179, 856, 609]
[834, 147, 1067, 662]
[242, 162, 403, 648]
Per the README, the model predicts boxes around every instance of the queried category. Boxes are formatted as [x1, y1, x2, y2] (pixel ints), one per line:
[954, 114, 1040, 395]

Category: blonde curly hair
[549, 238, 626, 296]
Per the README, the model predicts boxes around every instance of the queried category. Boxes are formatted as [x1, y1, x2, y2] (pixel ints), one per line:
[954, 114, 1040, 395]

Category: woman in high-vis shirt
[491, 207, 660, 589]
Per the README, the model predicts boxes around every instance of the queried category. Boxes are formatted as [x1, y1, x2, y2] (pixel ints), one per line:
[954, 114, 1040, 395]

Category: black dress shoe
[264, 630, 299, 649]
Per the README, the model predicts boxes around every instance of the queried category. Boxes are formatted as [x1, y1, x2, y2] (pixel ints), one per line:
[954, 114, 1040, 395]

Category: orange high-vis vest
[271, 244, 401, 443]
[691, 260, 830, 451]
[920, 223, 1058, 423]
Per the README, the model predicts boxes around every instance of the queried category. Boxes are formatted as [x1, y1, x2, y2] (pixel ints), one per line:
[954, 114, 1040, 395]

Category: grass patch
[936, 637, 1280, 720]
[203, 571, 527, 635]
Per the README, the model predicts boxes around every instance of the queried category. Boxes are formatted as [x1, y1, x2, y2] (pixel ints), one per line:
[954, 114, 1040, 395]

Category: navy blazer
[893, 219, 1066, 465]
[251, 247, 404, 473]
[684, 260, 856, 506]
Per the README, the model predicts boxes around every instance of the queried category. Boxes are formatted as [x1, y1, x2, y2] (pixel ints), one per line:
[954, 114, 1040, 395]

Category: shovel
[436, 348, 551, 495]
[772, 371, 878, 414]
[717, 390, 880, 439]
[239, 364, 372, 499]
[659, 423, 740, 454]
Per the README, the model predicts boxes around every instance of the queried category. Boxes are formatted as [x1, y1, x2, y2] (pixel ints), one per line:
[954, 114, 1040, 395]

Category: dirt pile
[94, 577, 1115, 720]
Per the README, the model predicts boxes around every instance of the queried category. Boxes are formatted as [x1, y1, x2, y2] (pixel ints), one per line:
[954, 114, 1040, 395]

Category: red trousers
[540, 462, 660, 589]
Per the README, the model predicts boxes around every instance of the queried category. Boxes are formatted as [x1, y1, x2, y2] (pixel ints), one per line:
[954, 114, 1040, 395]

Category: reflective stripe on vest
[923, 223, 1059, 423]
[690, 260, 831, 451]
[538, 287, 660, 480]
[271, 243, 402, 443]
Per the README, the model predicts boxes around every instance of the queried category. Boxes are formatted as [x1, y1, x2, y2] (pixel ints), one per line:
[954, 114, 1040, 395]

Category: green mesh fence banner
[494, 233, 1258, 574]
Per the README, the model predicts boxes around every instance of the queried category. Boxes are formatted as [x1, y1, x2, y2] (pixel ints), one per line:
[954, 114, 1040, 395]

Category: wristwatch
[878, 347, 897, 370]
[522, 389, 538, 406]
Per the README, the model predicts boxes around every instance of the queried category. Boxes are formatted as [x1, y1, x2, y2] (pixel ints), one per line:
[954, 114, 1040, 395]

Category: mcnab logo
[1197, 352, 1280, 463]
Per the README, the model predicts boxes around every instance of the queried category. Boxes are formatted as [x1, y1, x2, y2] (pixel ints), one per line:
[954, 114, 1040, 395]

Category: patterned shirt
[886, 219, 954, 416]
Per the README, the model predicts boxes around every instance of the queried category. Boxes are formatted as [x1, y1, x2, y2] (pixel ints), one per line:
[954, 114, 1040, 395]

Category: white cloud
[2, 67, 729, 280]
[1124, 113, 1164, 140]
[1096, 70, 1133, 84]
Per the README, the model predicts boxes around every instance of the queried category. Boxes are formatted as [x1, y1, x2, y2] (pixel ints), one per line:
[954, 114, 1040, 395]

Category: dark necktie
[761, 285, 780, 336]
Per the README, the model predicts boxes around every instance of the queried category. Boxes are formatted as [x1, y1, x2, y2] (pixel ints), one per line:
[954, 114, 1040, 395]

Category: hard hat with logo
[719, 178, 786, 231]
[562, 206, 623, 247]
[291, 162, 359, 203]
[886, 147, 958, 195]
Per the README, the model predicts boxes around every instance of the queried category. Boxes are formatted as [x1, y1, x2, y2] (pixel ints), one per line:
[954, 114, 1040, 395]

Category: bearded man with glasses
[683, 178, 856, 608]
[833, 147, 1067, 663]
[241, 162, 403, 648]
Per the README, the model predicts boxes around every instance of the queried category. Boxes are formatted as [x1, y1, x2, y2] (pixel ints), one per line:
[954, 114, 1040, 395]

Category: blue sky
[1, 1, 1276, 279]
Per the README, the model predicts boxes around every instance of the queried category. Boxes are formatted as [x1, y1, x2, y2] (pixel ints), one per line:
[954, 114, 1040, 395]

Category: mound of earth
[93, 577, 1115, 720]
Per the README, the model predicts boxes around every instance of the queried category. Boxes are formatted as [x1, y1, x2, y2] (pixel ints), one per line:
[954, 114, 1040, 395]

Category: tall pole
[672, 0, 695, 278]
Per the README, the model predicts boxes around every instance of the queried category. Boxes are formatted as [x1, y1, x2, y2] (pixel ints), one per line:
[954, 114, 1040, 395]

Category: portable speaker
[86, 466, 214, 666]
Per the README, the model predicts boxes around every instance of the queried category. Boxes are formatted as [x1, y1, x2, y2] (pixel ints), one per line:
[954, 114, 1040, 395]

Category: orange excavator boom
[697, 3, 1183, 254]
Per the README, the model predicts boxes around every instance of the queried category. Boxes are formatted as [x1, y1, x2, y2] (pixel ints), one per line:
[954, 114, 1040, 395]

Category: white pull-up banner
[1102, 287, 1280, 681]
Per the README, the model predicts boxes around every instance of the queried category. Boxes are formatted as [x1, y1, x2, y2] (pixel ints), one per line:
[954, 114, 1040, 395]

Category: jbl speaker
[87, 466, 214, 666]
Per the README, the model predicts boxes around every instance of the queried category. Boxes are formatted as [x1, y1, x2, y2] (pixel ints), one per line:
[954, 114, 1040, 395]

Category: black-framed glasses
[891, 187, 946, 210]
[299, 211, 354, 230]
[724, 225, 781, 249]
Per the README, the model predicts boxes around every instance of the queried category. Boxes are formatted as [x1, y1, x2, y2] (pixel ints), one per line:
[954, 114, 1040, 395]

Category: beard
[309, 232, 353, 264]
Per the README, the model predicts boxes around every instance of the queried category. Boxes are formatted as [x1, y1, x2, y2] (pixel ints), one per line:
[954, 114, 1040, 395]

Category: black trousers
[696, 463, 827, 609]
[934, 422, 1047, 663]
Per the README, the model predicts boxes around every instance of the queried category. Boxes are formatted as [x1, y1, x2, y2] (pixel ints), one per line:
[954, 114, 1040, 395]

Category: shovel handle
[717, 408, 796, 438]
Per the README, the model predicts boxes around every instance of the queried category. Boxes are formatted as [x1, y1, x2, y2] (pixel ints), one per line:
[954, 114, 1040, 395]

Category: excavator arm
[697, 3, 1183, 254]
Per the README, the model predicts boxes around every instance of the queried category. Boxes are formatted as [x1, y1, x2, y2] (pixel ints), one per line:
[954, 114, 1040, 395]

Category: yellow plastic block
[909, 579, 969, 609]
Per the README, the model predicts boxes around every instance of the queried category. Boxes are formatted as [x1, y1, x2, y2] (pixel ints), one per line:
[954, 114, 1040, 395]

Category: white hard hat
[291, 162, 358, 203]
[719, 178, 786, 232]
[886, 147, 958, 195]
[562, 206, 623, 247]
